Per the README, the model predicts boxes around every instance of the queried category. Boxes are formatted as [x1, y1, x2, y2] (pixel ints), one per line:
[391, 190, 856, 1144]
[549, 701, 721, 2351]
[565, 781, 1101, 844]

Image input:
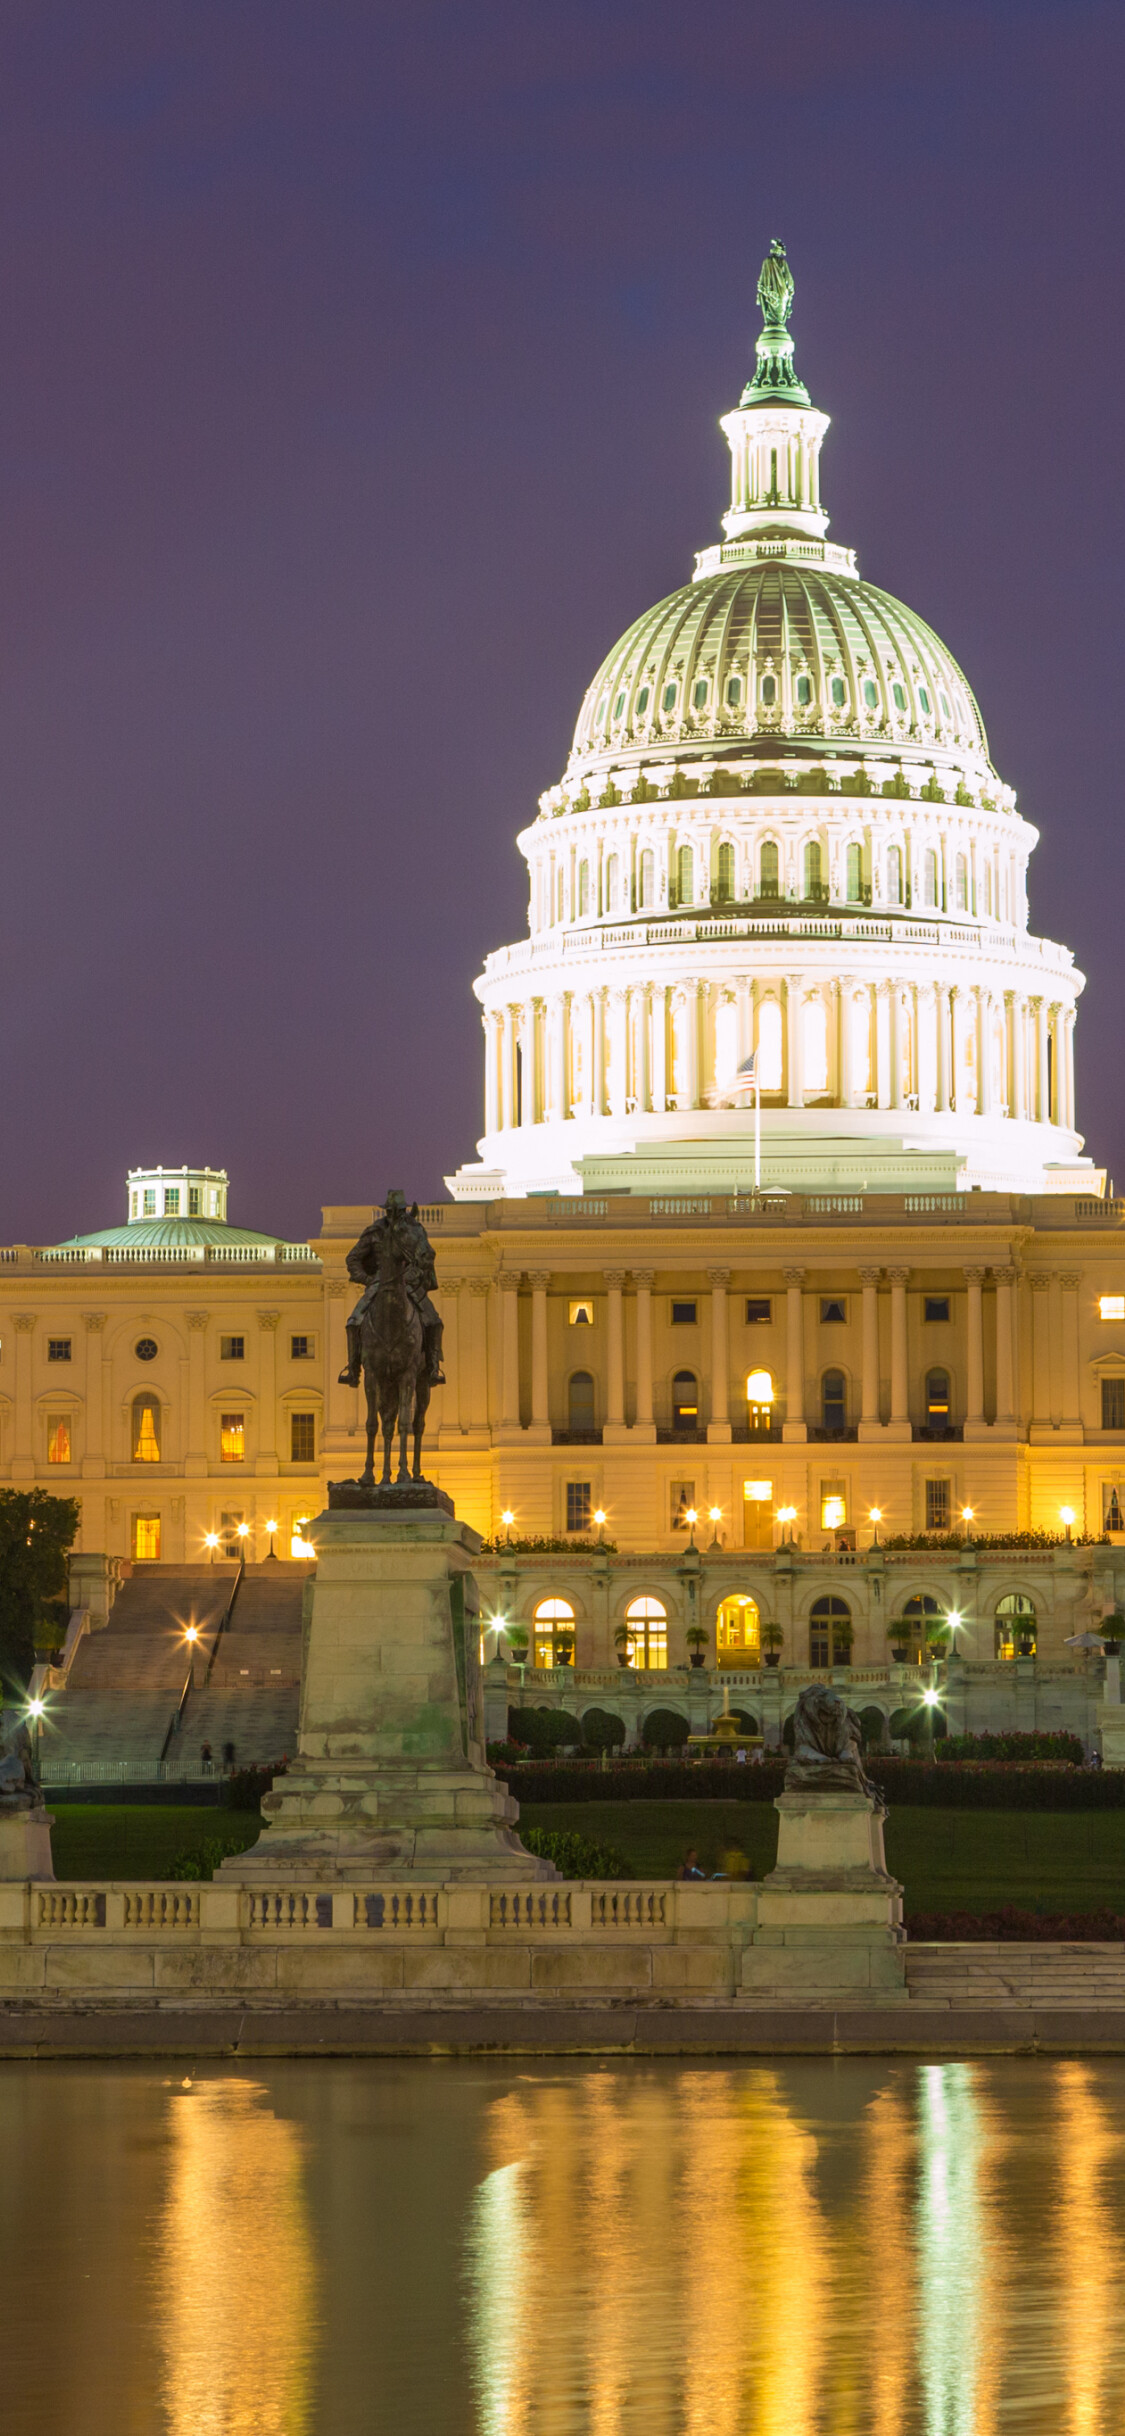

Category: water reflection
[155, 2077, 316, 2436]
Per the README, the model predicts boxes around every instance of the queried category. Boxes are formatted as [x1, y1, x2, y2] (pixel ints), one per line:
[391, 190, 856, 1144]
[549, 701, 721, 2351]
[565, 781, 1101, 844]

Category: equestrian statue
[339, 1191, 445, 1486]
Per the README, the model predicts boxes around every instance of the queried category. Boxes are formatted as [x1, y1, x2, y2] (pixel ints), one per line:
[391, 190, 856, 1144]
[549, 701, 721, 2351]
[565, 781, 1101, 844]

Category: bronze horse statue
[357, 1212, 432, 1485]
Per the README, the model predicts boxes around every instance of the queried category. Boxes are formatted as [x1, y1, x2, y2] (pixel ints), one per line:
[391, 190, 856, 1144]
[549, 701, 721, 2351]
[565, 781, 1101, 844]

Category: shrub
[578, 1707, 627, 1754]
[493, 1756, 1125, 1809]
[641, 1708, 691, 1751]
[908, 1905, 1125, 1941]
[477, 1536, 617, 1555]
[169, 1836, 251, 1880]
[507, 1706, 584, 1753]
[225, 1761, 286, 1810]
[936, 1730, 1084, 1766]
[518, 1826, 631, 1879]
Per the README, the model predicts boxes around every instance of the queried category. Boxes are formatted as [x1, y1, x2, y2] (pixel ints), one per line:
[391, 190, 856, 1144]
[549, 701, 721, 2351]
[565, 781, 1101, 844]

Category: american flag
[728, 1051, 758, 1097]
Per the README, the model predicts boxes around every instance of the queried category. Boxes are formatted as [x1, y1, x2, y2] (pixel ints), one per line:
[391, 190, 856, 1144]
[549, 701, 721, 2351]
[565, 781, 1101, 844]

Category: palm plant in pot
[686, 1625, 709, 1669]
[761, 1621, 784, 1668]
[613, 1623, 634, 1669]
[887, 1617, 917, 1666]
[1103, 1610, 1125, 1658]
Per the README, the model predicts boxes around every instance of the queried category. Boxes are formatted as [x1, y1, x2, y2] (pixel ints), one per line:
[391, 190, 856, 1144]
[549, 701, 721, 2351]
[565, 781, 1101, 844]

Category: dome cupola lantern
[719, 240, 831, 550]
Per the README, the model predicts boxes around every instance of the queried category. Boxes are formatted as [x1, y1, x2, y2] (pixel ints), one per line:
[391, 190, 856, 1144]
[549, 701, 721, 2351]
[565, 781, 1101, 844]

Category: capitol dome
[450, 243, 1094, 1205]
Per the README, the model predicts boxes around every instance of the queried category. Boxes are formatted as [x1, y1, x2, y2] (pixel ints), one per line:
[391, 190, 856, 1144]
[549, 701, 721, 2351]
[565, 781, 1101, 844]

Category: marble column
[593, 988, 607, 1116]
[888, 1268, 910, 1439]
[633, 1269, 655, 1438]
[964, 1266, 986, 1434]
[650, 986, 667, 1113]
[1063, 1010, 1076, 1131]
[12, 1315, 34, 1481]
[256, 1309, 280, 1471]
[707, 1266, 732, 1443]
[1060, 1270, 1082, 1434]
[976, 991, 992, 1115]
[859, 1267, 881, 1434]
[519, 1003, 537, 1128]
[498, 1272, 522, 1432]
[529, 1269, 551, 1436]
[604, 1268, 626, 1439]
[1035, 997, 1050, 1123]
[501, 1007, 518, 1129]
[438, 1276, 463, 1440]
[1010, 994, 1026, 1121]
[888, 983, 903, 1111]
[608, 990, 629, 1118]
[785, 976, 804, 1109]
[483, 1013, 500, 1134]
[82, 1313, 107, 1472]
[783, 1268, 807, 1441]
[468, 1279, 491, 1432]
[837, 976, 854, 1106]
[936, 983, 952, 1114]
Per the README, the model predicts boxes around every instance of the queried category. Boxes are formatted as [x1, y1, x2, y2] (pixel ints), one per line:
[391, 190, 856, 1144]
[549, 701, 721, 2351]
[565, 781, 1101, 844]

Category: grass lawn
[49, 1806, 259, 1881]
[525, 1801, 1125, 1919]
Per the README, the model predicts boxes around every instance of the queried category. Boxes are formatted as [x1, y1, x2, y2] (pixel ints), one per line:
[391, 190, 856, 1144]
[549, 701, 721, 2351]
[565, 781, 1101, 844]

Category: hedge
[936, 1730, 1085, 1766]
[908, 1906, 1125, 1941]
[495, 1757, 1125, 1809]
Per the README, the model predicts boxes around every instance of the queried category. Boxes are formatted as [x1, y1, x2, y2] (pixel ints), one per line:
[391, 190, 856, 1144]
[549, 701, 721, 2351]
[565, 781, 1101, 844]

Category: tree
[0, 1491, 80, 1693]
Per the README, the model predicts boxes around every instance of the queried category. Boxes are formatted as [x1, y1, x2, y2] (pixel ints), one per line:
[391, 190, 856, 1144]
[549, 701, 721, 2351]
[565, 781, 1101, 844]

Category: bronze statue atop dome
[756, 238, 794, 330]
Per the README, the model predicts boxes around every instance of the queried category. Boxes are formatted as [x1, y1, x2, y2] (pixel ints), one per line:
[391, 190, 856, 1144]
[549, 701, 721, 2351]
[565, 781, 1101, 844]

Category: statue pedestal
[224, 1487, 552, 1882]
[742, 1789, 907, 2004]
[0, 1805, 54, 1880]
[1098, 1703, 1125, 1767]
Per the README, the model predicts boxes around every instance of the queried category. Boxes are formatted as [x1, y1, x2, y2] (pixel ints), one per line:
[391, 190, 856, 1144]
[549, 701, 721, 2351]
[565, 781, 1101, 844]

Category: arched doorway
[809, 1595, 852, 1667]
[716, 1594, 761, 1668]
[995, 1593, 1037, 1659]
[623, 1596, 667, 1671]
[533, 1598, 575, 1669]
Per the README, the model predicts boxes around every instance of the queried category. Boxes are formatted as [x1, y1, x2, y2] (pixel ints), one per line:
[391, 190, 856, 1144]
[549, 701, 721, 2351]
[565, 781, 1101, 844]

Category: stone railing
[0, 1878, 754, 1943]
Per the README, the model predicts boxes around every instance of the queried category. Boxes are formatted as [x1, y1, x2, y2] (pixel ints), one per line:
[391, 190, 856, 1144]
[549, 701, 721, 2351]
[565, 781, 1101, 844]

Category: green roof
[53, 1219, 305, 1252]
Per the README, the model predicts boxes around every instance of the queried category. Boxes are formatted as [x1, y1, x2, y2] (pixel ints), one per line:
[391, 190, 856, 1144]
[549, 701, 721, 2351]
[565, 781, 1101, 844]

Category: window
[291, 1518, 314, 1559]
[746, 1368, 774, 1433]
[892, 682, 907, 713]
[760, 674, 777, 706]
[716, 841, 735, 903]
[926, 1478, 952, 1532]
[863, 679, 878, 711]
[662, 682, 677, 712]
[672, 1371, 699, 1432]
[995, 1593, 1036, 1660]
[636, 685, 650, 714]
[135, 1337, 158, 1361]
[639, 849, 655, 910]
[533, 1597, 575, 1669]
[1102, 1380, 1125, 1431]
[717, 1593, 760, 1666]
[939, 691, 951, 720]
[220, 1412, 246, 1463]
[47, 1338, 71, 1363]
[745, 1297, 772, 1324]
[290, 1334, 314, 1359]
[743, 1480, 773, 1549]
[923, 848, 938, 908]
[924, 1297, 951, 1324]
[132, 1396, 160, 1462]
[820, 1371, 847, 1434]
[624, 1594, 667, 1670]
[1100, 1296, 1125, 1321]
[830, 676, 846, 707]
[693, 678, 708, 709]
[919, 686, 931, 715]
[613, 692, 625, 719]
[726, 675, 742, 707]
[132, 1514, 161, 1561]
[566, 1481, 591, 1533]
[955, 854, 968, 911]
[567, 1372, 596, 1434]
[809, 1595, 851, 1667]
[220, 1336, 245, 1361]
[820, 1297, 846, 1325]
[605, 854, 620, 913]
[47, 1414, 71, 1465]
[886, 844, 903, 904]
[143, 1189, 156, 1216]
[676, 844, 694, 903]
[803, 840, 823, 897]
[925, 1369, 952, 1433]
[670, 1480, 696, 1530]
[820, 1482, 847, 1530]
[188, 1187, 202, 1217]
[796, 673, 812, 707]
[1104, 1485, 1125, 1533]
[219, 1512, 244, 1558]
[671, 1301, 697, 1326]
[759, 840, 779, 899]
[578, 860, 590, 916]
[290, 1412, 316, 1463]
[569, 1300, 594, 1327]
[846, 843, 863, 901]
[164, 1187, 180, 1215]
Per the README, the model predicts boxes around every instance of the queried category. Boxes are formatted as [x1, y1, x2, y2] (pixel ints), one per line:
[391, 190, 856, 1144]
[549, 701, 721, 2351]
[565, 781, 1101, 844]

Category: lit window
[625, 1595, 667, 1670]
[926, 1478, 951, 1531]
[132, 1396, 160, 1462]
[810, 1594, 851, 1666]
[132, 1514, 161, 1561]
[924, 848, 938, 908]
[717, 1594, 760, 1666]
[830, 676, 846, 707]
[534, 1597, 575, 1669]
[1104, 1485, 1124, 1533]
[47, 1414, 71, 1465]
[220, 1412, 245, 1463]
[47, 1338, 71, 1363]
[925, 1369, 951, 1433]
[604, 853, 620, 913]
[566, 1481, 591, 1533]
[290, 1412, 316, 1463]
[1102, 1380, 1125, 1431]
[291, 1519, 315, 1558]
[670, 1480, 696, 1530]
[568, 1300, 594, 1327]
[820, 1483, 847, 1529]
[820, 1297, 846, 1325]
[995, 1593, 1036, 1660]
[887, 844, 903, 904]
[164, 1187, 180, 1215]
[188, 1187, 202, 1216]
[924, 1297, 951, 1324]
[743, 1481, 773, 1550]
[290, 1334, 314, 1359]
[746, 1368, 774, 1435]
[220, 1336, 245, 1361]
[143, 1189, 156, 1215]
[745, 1298, 772, 1324]
[1100, 1297, 1125, 1321]
[955, 854, 968, 911]
[672, 1371, 699, 1432]
[671, 1301, 697, 1326]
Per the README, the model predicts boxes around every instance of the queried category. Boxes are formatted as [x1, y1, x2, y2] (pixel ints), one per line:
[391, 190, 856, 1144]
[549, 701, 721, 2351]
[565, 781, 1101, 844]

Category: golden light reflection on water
[916, 2064, 1000, 2436]
[1054, 2064, 1124, 2436]
[155, 2077, 316, 2436]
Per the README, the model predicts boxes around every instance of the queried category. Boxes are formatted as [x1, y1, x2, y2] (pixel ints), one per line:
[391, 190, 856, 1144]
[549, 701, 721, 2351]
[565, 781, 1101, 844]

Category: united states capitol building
[13, 250, 1125, 1757]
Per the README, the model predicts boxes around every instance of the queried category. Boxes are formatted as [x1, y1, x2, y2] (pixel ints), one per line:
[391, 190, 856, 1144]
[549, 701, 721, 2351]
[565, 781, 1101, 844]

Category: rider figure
[338, 1190, 445, 1389]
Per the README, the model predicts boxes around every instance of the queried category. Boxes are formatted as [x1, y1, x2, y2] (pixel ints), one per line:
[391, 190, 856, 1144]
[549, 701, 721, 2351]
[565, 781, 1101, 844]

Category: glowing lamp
[183, 1625, 199, 1645]
[947, 1609, 962, 1631]
[823, 1496, 846, 1530]
[26, 1698, 45, 1719]
[921, 1687, 941, 1709]
[776, 1504, 797, 1527]
[501, 1508, 515, 1528]
[961, 1506, 974, 1523]
[1060, 1505, 1076, 1527]
[685, 1508, 698, 1527]
[594, 1508, 607, 1527]
[868, 1507, 882, 1525]
[266, 1519, 278, 1535]
[709, 1506, 722, 1523]
[203, 1533, 219, 1550]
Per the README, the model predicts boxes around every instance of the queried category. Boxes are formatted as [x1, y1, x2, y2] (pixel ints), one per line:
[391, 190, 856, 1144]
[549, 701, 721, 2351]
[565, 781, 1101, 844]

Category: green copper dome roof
[53, 1219, 302, 1252]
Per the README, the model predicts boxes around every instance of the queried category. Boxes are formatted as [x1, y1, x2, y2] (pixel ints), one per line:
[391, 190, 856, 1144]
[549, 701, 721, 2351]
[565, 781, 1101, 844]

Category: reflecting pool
[3, 2055, 1125, 2433]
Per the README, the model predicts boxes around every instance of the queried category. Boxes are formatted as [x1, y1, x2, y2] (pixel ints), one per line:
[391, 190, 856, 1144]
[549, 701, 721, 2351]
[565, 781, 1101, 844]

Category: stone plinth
[0, 1806, 54, 1880]
[1098, 1703, 1125, 1767]
[742, 1788, 907, 2003]
[223, 1496, 552, 1882]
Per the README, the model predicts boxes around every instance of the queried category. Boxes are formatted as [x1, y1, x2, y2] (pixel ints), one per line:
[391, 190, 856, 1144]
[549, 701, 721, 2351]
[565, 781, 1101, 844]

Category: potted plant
[831, 1621, 855, 1667]
[553, 1634, 574, 1667]
[761, 1621, 784, 1668]
[686, 1625, 709, 1669]
[613, 1623, 634, 1669]
[887, 1619, 915, 1665]
[1017, 1631, 1036, 1659]
[504, 1625, 528, 1669]
[1102, 1611, 1125, 1658]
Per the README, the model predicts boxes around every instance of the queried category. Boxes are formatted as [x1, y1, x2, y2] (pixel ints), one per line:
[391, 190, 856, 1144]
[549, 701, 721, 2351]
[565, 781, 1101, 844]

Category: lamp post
[204, 1532, 219, 1564]
[1060, 1504, 1075, 1543]
[594, 1506, 607, 1547]
[960, 1505, 974, 1547]
[868, 1506, 882, 1549]
[708, 1504, 723, 1549]
[501, 1507, 515, 1548]
[25, 1696, 45, 1787]
[776, 1504, 797, 1548]
[685, 1506, 698, 1551]
[236, 1520, 251, 1563]
[265, 1518, 279, 1561]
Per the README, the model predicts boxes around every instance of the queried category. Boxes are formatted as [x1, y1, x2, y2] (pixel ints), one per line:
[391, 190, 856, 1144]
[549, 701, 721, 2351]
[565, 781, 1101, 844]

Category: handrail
[160, 1667, 194, 1763]
[204, 1553, 246, 1686]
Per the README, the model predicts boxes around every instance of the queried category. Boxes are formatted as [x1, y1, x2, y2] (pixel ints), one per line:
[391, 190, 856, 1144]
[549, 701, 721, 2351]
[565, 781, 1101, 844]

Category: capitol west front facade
[8, 254, 1125, 1741]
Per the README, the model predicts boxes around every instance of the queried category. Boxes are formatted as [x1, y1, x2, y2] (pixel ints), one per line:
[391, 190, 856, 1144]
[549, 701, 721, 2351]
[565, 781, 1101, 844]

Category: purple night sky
[0, 2, 1121, 1242]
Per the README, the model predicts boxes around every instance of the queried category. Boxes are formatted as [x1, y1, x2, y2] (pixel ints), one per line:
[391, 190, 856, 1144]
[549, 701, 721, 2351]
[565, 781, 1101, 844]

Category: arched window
[567, 1371, 596, 1435]
[830, 675, 846, 708]
[716, 841, 735, 903]
[759, 840, 779, 900]
[726, 674, 742, 707]
[132, 1395, 160, 1463]
[803, 996, 829, 1094]
[577, 860, 590, 916]
[923, 848, 938, 908]
[863, 678, 879, 712]
[692, 678, 708, 710]
[925, 1369, 951, 1435]
[897, 1594, 942, 1663]
[809, 1595, 852, 1667]
[796, 674, 812, 707]
[821, 1370, 847, 1435]
[676, 844, 694, 905]
[662, 682, 677, 713]
[625, 1595, 667, 1671]
[955, 853, 968, 911]
[533, 1597, 575, 1670]
[760, 673, 777, 706]
[892, 682, 907, 714]
[803, 840, 823, 898]
[846, 842, 864, 902]
[757, 997, 783, 1091]
[886, 844, 903, 905]
[639, 849, 654, 910]
[746, 1367, 774, 1435]
[636, 686, 650, 716]
[672, 1371, 699, 1433]
[717, 1594, 761, 1668]
[995, 1594, 1036, 1660]
[604, 854, 619, 914]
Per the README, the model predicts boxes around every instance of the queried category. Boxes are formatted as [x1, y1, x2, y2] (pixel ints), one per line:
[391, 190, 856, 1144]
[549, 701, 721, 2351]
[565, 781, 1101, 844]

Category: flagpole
[754, 1075, 761, 1195]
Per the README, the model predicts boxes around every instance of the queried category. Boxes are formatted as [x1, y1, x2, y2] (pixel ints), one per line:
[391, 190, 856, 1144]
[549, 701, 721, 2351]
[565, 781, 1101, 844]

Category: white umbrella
[1064, 1632, 1107, 1650]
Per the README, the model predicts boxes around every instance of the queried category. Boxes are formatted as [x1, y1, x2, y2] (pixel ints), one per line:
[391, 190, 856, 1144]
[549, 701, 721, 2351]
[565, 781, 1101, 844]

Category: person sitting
[676, 1847, 706, 1880]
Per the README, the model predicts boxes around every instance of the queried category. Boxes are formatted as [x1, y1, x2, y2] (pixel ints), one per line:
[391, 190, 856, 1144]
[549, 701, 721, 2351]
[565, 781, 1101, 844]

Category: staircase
[907, 1942, 1125, 2007]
